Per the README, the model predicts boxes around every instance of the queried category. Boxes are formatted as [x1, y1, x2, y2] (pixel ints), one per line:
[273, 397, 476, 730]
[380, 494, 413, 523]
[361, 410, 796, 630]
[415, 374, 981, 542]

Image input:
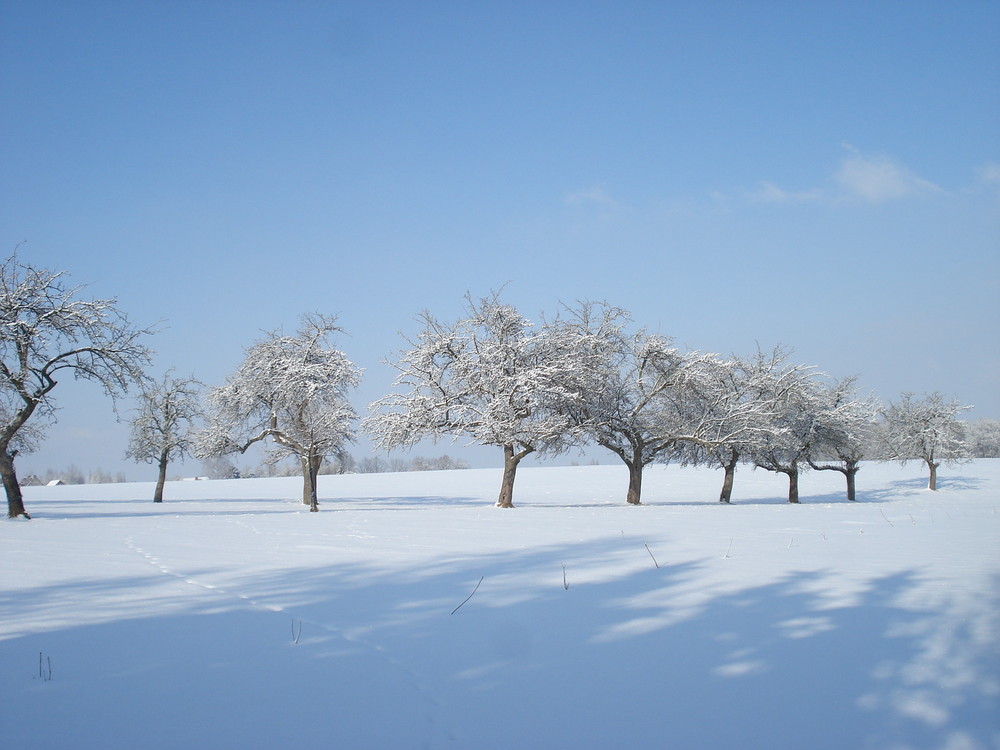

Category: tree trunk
[808, 458, 858, 501]
[719, 449, 738, 503]
[785, 465, 800, 504]
[496, 444, 524, 508]
[845, 463, 858, 501]
[154, 448, 169, 503]
[927, 460, 939, 491]
[301, 453, 321, 511]
[626, 458, 643, 505]
[1, 449, 29, 519]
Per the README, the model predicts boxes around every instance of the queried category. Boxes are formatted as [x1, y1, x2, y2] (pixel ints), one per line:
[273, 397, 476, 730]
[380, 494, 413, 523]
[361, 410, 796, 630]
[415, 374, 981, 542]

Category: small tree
[746, 350, 823, 504]
[965, 418, 1000, 458]
[196, 314, 361, 511]
[366, 292, 591, 508]
[0, 253, 153, 518]
[126, 372, 202, 502]
[806, 376, 880, 501]
[882, 392, 971, 490]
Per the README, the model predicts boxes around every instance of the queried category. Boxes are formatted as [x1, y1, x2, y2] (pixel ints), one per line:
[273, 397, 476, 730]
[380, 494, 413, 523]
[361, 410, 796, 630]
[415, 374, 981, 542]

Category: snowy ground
[2, 460, 998, 750]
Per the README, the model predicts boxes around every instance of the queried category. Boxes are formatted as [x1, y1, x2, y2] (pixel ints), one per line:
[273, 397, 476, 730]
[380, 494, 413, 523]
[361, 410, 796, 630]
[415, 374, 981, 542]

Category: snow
[2, 460, 998, 750]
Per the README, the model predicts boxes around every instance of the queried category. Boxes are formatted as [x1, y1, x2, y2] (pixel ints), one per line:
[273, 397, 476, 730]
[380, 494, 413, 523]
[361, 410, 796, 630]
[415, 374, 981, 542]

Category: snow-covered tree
[553, 303, 774, 505]
[745, 351, 824, 503]
[677, 347, 799, 503]
[196, 314, 361, 512]
[126, 372, 202, 502]
[882, 392, 971, 490]
[965, 418, 1000, 458]
[366, 292, 594, 508]
[806, 376, 880, 501]
[0, 253, 153, 518]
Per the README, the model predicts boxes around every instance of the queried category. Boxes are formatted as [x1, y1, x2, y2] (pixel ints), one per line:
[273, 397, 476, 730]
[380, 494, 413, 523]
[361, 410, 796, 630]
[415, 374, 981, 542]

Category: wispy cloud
[744, 181, 825, 205]
[728, 147, 944, 207]
[564, 183, 629, 216]
[834, 147, 941, 203]
[974, 162, 1000, 206]
[977, 162, 1000, 184]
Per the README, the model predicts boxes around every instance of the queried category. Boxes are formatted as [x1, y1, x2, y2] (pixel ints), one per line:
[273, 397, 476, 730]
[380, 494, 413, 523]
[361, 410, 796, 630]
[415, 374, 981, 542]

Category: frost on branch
[196, 313, 361, 511]
[551, 303, 784, 505]
[675, 346, 815, 503]
[365, 291, 594, 508]
[0, 253, 154, 518]
[806, 376, 881, 500]
[744, 353, 827, 504]
[126, 372, 203, 502]
[881, 391, 971, 490]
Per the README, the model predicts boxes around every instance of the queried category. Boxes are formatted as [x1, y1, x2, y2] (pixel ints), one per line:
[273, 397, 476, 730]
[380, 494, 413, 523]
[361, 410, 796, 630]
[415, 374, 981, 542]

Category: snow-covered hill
[3, 461, 998, 749]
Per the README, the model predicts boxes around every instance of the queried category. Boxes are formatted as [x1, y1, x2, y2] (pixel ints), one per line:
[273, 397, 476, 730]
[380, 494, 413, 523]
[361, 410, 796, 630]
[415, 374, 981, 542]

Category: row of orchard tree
[361, 292, 973, 508]
[0, 254, 980, 518]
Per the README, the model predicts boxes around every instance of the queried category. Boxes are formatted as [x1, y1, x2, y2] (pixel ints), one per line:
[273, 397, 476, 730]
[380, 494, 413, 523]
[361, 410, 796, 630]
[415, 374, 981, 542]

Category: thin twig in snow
[451, 576, 484, 615]
[644, 541, 660, 568]
[38, 652, 52, 681]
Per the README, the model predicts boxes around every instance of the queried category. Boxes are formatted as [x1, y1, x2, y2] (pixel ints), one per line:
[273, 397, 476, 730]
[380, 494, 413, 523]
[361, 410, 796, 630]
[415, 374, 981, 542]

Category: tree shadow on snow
[887, 474, 986, 492]
[4, 535, 996, 750]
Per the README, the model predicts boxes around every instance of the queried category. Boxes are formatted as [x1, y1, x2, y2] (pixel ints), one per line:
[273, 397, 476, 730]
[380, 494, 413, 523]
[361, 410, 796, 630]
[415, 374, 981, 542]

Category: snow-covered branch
[0, 253, 154, 518]
[197, 313, 361, 511]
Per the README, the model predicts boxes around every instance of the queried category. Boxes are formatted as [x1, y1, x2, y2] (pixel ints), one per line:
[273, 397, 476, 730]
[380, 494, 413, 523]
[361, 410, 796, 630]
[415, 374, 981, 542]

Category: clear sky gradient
[2, 1, 998, 479]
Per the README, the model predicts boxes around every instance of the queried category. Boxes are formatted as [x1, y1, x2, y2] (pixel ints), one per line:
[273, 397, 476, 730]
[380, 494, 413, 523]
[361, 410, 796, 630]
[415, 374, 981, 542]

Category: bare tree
[882, 392, 971, 490]
[964, 418, 1000, 458]
[0, 253, 153, 518]
[357, 455, 387, 474]
[553, 302, 772, 505]
[126, 371, 202, 502]
[366, 292, 592, 508]
[196, 314, 361, 511]
[744, 350, 824, 503]
[806, 376, 880, 501]
[201, 454, 239, 480]
[676, 348, 798, 503]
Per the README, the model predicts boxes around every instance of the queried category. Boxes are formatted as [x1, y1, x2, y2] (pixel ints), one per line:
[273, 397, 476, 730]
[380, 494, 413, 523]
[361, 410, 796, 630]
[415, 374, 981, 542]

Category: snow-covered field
[2, 460, 998, 750]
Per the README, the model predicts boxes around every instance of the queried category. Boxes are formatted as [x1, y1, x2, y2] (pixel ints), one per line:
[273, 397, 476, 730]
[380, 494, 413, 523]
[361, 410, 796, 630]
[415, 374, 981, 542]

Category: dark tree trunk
[719, 449, 738, 503]
[1, 448, 29, 519]
[845, 463, 858, 501]
[785, 465, 800, 504]
[301, 453, 322, 511]
[626, 458, 643, 505]
[927, 460, 939, 491]
[497, 444, 528, 508]
[809, 458, 859, 501]
[154, 448, 169, 503]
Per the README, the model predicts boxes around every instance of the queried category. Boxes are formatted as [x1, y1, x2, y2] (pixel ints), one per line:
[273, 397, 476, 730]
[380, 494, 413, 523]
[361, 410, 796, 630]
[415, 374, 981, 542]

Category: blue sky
[2, 0, 998, 479]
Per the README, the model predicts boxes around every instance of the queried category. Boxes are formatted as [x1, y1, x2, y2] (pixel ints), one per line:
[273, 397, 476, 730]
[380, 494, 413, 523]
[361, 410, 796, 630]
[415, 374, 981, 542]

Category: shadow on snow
[2, 536, 996, 750]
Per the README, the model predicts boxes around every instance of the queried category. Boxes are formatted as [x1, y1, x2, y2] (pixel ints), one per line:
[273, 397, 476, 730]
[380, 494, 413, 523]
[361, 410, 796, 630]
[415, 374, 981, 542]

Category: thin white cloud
[975, 162, 1000, 184]
[729, 147, 944, 207]
[744, 181, 825, 204]
[564, 183, 629, 215]
[974, 162, 1000, 206]
[834, 150, 941, 203]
